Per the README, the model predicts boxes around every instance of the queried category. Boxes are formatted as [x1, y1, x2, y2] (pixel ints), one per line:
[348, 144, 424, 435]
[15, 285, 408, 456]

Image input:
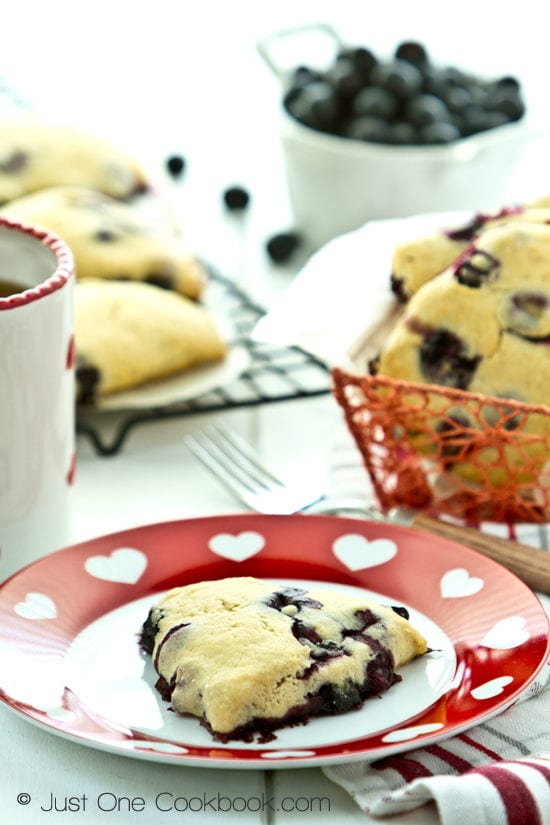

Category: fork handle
[409, 512, 550, 594]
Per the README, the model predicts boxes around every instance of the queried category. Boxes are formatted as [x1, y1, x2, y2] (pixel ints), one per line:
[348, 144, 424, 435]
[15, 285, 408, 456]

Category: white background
[2, 0, 549, 305]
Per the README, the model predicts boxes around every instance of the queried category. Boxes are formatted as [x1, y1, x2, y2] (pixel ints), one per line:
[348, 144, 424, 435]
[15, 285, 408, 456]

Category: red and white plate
[0, 514, 548, 769]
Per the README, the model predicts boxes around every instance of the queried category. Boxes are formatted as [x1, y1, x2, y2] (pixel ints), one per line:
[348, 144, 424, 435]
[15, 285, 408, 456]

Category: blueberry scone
[0, 114, 148, 202]
[390, 204, 550, 302]
[376, 221, 550, 398]
[75, 280, 226, 402]
[1, 186, 205, 299]
[139, 576, 428, 742]
[373, 222, 550, 482]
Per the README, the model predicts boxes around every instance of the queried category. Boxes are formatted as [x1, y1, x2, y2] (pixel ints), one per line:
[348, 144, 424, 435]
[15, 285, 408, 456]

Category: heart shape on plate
[84, 548, 147, 584]
[208, 531, 265, 562]
[332, 533, 397, 571]
[382, 722, 444, 743]
[440, 568, 484, 598]
[14, 592, 57, 620]
[481, 616, 530, 649]
[470, 675, 514, 700]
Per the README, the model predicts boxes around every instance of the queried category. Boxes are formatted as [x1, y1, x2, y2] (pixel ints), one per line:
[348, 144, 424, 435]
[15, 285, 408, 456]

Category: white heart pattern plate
[0, 514, 547, 770]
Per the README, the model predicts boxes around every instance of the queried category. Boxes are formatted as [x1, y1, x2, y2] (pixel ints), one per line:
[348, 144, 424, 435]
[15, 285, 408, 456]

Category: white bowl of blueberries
[278, 38, 530, 250]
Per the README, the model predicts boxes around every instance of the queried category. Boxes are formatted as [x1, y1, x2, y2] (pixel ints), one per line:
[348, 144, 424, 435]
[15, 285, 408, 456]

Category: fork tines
[185, 425, 284, 496]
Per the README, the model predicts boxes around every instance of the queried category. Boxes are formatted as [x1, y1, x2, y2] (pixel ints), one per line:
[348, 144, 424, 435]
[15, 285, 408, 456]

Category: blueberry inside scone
[139, 576, 428, 743]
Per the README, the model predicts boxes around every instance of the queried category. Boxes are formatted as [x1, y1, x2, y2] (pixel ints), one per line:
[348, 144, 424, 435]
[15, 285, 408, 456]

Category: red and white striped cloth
[323, 429, 550, 824]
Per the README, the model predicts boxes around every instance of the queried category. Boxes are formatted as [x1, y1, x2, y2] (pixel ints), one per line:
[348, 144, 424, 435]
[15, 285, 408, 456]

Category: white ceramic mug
[0, 217, 75, 581]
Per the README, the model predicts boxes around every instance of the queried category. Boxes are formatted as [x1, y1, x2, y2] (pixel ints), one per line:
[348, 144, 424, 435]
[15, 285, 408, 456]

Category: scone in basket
[332, 368, 550, 524]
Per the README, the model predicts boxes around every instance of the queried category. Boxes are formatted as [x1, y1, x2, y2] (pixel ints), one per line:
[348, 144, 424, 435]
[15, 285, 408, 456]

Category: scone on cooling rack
[140, 576, 428, 742]
[1, 185, 205, 300]
[390, 203, 550, 302]
[0, 113, 148, 202]
[74, 280, 227, 403]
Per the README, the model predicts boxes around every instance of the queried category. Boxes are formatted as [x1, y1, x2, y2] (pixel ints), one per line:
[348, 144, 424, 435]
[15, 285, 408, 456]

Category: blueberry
[223, 186, 250, 210]
[266, 231, 302, 264]
[445, 67, 477, 87]
[266, 587, 323, 611]
[345, 115, 392, 142]
[405, 94, 452, 129]
[0, 149, 28, 173]
[485, 84, 525, 121]
[75, 359, 101, 404]
[389, 121, 418, 144]
[446, 214, 486, 241]
[285, 80, 340, 131]
[419, 121, 461, 144]
[325, 57, 364, 100]
[145, 272, 175, 291]
[390, 274, 410, 301]
[443, 85, 473, 114]
[420, 66, 450, 99]
[390, 605, 410, 620]
[370, 59, 423, 99]
[287, 65, 320, 92]
[394, 41, 429, 67]
[457, 104, 495, 136]
[165, 155, 186, 178]
[352, 86, 399, 120]
[454, 250, 499, 287]
[291, 619, 322, 644]
[418, 327, 481, 389]
[506, 291, 549, 335]
[95, 228, 118, 242]
[496, 75, 521, 91]
[310, 641, 343, 660]
[338, 46, 378, 79]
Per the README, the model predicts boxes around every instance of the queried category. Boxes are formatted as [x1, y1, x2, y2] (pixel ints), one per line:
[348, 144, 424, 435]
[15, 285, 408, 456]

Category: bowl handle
[257, 22, 343, 83]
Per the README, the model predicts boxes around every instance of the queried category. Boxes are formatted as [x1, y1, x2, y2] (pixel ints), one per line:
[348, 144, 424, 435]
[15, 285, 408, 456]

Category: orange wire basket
[332, 367, 550, 524]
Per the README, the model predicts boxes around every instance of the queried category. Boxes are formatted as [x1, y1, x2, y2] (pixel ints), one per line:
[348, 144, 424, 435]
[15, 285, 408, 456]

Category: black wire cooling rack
[76, 269, 332, 456]
[0, 78, 332, 456]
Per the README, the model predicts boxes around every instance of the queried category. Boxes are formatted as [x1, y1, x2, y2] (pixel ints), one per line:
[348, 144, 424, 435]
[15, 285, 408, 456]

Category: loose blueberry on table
[222, 185, 250, 211]
[265, 231, 302, 264]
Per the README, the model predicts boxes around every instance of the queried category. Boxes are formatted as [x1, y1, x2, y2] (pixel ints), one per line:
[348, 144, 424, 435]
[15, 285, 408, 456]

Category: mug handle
[257, 22, 343, 82]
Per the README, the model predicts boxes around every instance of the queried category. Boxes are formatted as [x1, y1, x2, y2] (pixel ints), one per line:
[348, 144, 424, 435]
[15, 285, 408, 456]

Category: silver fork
[184, 425, 327, 515]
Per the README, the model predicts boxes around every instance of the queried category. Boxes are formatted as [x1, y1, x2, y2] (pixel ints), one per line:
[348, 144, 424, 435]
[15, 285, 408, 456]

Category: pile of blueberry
[283, 41, 526, 145]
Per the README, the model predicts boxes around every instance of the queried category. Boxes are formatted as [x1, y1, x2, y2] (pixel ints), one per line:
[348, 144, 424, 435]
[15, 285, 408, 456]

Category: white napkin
[324, 428, 550, 824]
[252, 210, 470, 368]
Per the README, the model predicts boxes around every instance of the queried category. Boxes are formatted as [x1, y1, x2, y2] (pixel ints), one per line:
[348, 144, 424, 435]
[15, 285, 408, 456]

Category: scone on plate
[140, 576, 428, 742]
[0, 114, 148, 201]
[74, 280, 227, 403]
[390, 203, 550, 301]
[1, 186, 205, 300]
